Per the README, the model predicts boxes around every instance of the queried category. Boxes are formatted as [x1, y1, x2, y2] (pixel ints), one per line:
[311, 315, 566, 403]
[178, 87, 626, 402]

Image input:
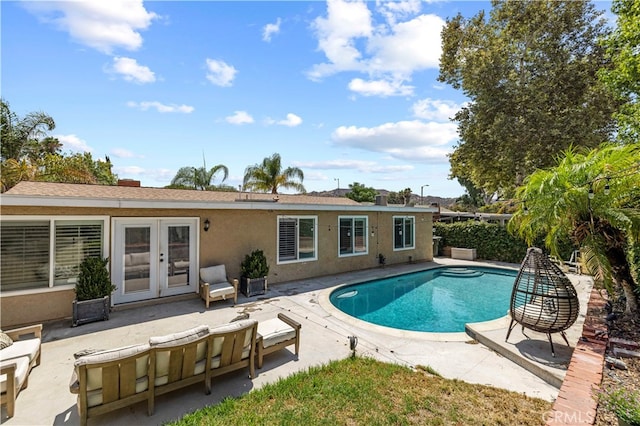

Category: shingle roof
[4, 181, 361, 206]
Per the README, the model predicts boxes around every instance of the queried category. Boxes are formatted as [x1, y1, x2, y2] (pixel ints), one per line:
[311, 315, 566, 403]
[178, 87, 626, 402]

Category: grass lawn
[169, 356, 551, 425]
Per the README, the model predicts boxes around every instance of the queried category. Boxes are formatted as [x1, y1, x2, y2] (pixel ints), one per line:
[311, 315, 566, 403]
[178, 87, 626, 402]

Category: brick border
[546, 288, 608, 425]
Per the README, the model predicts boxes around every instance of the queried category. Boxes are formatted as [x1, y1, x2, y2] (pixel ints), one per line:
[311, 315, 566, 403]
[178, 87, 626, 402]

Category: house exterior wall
[1, 205, 433, 328]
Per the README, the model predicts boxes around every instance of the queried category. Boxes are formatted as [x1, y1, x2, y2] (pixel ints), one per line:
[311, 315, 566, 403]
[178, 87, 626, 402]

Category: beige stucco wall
[1, 205, 433, 328]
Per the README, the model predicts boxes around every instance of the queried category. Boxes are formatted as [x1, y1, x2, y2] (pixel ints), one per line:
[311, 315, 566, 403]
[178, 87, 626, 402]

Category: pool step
[438, 268, 484, 278]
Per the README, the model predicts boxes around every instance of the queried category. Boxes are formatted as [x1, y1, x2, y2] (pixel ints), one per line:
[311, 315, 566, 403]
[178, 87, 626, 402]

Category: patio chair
[199, 264, 238, 308]
[506, 247, 580, 356]
[256, 313, 301, 369]
[0, 324, 42, 418]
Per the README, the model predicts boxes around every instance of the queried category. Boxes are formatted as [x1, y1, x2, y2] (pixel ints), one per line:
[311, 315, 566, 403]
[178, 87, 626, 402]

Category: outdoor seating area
[0, 324, 42, 419]
[0, 259, 595, 425]
[199, 264, 238, 308]
[68, 315, 300, 426]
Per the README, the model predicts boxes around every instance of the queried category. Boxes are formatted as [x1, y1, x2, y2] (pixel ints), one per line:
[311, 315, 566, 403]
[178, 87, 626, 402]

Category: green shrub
[434, 221, 576, 264]
[240, 249, 269, 279]
[75, 257, 116, 301]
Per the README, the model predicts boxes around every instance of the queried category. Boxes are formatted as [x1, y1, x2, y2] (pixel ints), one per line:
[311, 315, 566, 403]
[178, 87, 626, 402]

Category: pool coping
[317, 262, 519, 343]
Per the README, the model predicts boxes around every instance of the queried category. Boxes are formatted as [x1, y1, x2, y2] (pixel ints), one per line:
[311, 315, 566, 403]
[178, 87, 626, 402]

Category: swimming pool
[329, 266, 517, 333]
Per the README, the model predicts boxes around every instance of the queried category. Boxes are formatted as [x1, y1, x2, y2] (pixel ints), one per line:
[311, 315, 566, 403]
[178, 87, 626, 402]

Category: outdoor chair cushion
[0, 357, 29, 394]
[1, 338, 40, 364]
[71, 343, 150, 407]
[200, 265, 228, 284]
[209, 319, 256, 368]
[150, 325, 210, 386]
[258, 318, 297, 349]
[207, 282, 235, 299]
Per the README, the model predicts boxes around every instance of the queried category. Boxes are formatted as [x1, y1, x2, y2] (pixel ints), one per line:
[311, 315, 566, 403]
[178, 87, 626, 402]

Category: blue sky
[1, 1, 612, 198]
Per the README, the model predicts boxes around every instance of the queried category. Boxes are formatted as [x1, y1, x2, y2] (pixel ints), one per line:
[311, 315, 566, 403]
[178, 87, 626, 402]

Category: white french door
[111, 218, 198, 304]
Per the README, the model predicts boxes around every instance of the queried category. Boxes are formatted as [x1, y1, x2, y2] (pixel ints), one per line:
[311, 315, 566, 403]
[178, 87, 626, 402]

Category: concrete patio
[2, 258, 593, 425]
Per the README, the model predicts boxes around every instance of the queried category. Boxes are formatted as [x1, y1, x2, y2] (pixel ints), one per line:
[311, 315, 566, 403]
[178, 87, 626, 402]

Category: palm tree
[243, 153, 305, 194]
[1, 98, 56, 162]
[508, 143, 640, 315]
[170, 164, 229, 190]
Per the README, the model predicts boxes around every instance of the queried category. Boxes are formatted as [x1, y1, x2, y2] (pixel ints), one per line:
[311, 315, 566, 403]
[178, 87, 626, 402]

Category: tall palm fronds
[170, 164, 229, 190]
[508, 143, 640, 315]
[243, 153, 305, 194]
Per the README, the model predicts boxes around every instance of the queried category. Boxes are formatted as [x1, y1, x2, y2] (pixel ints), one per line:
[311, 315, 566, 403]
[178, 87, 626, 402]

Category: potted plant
[240, 249, 269, 297]
[72, 257, 117, 327]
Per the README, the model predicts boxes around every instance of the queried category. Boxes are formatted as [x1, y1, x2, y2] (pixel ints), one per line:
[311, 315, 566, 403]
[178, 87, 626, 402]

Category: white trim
[276, 215, 318, 265]
[1, 194, 438, 213]
[0, 284, 74, 298]
[392, 215, 415, 251]
[337, 215, 369, 258]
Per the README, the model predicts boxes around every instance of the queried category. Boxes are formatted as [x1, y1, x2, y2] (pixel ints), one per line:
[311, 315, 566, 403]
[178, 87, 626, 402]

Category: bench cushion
[258, 318, 296, 349]
[210, 319, 256, 367]
[0, 338, 41, 363]
[70, 344, 149, 398]
[0, 357, 30, 394]
[150, 325, 210, 386]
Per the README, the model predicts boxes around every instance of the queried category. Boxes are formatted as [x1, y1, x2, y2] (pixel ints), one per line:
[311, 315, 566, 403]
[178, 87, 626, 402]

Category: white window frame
[393, 215, 415, 251]
[0, 216, 109, 295]
[338, 216, 369, 257]
[277, 215, 318, 264]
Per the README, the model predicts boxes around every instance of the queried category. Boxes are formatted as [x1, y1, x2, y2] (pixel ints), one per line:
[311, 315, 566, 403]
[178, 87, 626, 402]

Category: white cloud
[55, 134, 92, 152]
[111, 148, 141, 158]
[113, 165, 145, 176]
[307, 0, 445, 97]
[331, 120, 457, 162]
[294, 158, 414, 173]
[348, 78, 413, 97]
[411, 98, 462, 122]
[23, 1, 157, 54]
[263, 18, 281, 42]
[127, 101, 194, 113]
[308, 0, 373, 80]
[226, 111, 254, 125]
[205, 59, 237, 87]
[278, 113, 303, 127]
[110, 57, 155, 83]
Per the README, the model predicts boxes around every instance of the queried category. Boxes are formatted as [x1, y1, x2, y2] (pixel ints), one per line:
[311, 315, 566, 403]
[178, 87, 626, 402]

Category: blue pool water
[329, 266, 517, 333]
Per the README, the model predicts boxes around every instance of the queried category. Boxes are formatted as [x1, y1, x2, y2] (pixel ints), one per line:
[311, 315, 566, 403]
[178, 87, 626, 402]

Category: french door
[111, 218, 198, 304]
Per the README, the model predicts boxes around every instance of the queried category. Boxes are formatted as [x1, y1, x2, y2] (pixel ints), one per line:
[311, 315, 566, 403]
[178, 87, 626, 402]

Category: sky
[1, 1, 613, 198]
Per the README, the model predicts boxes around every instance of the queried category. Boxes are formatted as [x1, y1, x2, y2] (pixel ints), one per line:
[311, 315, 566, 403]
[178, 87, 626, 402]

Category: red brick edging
[546, 288, 608, 425]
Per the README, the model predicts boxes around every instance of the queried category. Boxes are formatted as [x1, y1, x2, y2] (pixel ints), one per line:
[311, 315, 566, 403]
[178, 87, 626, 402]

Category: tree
[38, 153, 117, 185]
[345, 182, 377, 203]
[599, 0, 640, 144]
[170, 164, 229, 190]
[243, 153, 305, 194]
[508, 144, 640, 316]
[1, 98, 56, 162]
[439, 0, 620, 198]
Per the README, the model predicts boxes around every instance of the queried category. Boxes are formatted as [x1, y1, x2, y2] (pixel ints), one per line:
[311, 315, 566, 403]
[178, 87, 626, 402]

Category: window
[339, 216, 368, 257]
[278, 216, 317, 263]
[0, 218, 106, 292]
[393, 216, 415, 250]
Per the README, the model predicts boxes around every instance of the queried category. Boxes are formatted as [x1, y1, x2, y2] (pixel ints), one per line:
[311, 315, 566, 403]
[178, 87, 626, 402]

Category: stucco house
[0, 181, 436, 328]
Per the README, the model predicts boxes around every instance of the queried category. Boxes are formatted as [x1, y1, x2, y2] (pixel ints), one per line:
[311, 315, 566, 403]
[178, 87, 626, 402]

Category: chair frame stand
[505, 247, 580, 357]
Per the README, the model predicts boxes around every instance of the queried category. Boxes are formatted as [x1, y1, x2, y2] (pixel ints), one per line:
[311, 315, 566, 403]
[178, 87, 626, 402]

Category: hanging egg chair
[505, 247, 580, 356]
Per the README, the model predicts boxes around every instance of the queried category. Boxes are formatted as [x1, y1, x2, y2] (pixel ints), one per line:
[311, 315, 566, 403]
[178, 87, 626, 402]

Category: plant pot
[241, 277, 267, 297]
[72, 296, 110, 327]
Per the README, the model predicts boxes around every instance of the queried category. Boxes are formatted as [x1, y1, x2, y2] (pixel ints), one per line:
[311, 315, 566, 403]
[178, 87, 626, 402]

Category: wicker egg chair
[505, 247, 580, 356]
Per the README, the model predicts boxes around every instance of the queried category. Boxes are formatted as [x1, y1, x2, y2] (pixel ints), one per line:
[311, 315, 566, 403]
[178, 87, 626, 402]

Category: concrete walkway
[2, 258, 592, 425]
